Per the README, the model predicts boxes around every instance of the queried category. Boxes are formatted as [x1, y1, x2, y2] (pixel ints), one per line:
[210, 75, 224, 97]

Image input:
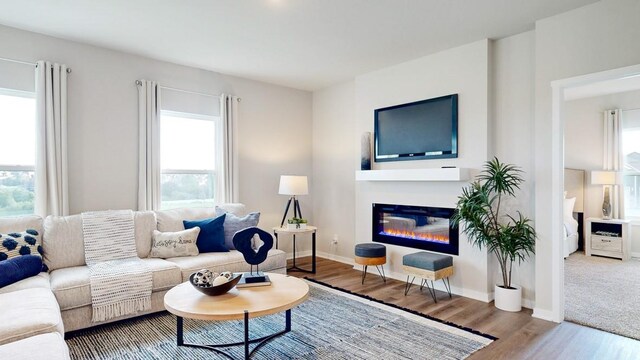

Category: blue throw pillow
[0, 255, 43, 288]
[183, 214, 228, 253]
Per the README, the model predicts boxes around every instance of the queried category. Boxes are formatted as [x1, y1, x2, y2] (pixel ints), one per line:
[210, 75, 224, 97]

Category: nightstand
[585, 218, 631, 261]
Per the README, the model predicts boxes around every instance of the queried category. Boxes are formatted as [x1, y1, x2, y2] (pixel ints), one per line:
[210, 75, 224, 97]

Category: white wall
[311, 81, 356, 262]
[534, 0, 640, 318]
[0, 24, 313, 241]
[353, 40, 492, 301]
[492, 31, 536, 306]
[564, 90, 640, 254]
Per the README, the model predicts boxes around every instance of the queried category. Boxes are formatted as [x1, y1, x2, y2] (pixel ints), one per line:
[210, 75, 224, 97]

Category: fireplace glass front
[372, 203, 459, 255]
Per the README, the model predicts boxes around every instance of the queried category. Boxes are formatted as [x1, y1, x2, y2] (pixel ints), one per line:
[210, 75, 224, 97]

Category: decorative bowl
[189, 273, 242, 296]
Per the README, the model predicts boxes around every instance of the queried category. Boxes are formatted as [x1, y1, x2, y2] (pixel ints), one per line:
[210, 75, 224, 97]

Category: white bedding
[563, 217, 579, 258]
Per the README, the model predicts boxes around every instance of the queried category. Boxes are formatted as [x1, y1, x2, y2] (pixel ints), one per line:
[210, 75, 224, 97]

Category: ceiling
[0, 0, 599, 91]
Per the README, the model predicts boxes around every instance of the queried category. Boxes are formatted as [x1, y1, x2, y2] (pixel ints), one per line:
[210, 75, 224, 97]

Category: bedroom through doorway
[561, 70, 640, 340]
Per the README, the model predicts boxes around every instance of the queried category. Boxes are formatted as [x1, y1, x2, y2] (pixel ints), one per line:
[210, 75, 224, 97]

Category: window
[160, 111, 220, 210]
[0, 89, 36, 217]
[623, 109, 640, 218]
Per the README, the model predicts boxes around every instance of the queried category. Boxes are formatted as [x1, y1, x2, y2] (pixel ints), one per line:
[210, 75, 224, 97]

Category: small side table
[273, 226, 317, 274]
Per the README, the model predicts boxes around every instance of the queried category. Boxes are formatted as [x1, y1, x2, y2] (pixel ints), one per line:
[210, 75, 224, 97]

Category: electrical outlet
[332, 234, 339, 245]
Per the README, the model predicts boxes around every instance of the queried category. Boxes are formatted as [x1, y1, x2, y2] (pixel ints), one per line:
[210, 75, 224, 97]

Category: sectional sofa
[0, 204, 287, 359]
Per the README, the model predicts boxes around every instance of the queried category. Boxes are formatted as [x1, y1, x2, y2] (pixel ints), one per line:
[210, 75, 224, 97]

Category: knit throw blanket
[82, 210, 152, 322]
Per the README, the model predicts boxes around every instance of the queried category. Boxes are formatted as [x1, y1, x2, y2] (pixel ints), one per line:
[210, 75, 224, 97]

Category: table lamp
[591, 170, 619, 220]
[279, 175, 308, 227]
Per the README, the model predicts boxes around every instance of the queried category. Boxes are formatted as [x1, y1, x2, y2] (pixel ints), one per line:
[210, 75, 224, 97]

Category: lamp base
[602, 186, 612, 220]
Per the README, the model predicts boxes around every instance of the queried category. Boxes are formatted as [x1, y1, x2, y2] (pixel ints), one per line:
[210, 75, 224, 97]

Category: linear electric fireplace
[372, 203, 459, 255]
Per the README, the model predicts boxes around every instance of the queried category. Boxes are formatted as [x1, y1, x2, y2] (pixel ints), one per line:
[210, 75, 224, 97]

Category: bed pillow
[216, 208, 260, 250]
[0, 255, 43, 288]
[563, 197, 576, 220]
[150, 227, 200, 258]
[183, 214, 228, 253]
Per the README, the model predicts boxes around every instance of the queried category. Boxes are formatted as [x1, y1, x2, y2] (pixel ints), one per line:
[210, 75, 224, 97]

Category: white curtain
[219, 94, 239, 203]
[35, 61, 69, 216]
[137, 80, 161, 211]
[603, 109, 624, 219]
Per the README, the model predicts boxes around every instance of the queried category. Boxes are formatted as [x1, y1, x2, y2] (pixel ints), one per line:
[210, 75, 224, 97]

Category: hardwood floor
[287, 256, 640, 359]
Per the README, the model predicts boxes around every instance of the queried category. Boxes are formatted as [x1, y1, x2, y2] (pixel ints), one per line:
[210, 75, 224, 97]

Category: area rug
[565, 253, 640, 339]
[66, 280, 494, 359]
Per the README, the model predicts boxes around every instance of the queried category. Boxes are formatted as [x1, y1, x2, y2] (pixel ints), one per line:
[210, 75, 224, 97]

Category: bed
[564, 168, 585, 258]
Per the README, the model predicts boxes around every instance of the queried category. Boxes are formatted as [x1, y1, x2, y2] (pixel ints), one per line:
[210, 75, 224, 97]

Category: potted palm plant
[452, 158, 536, 312]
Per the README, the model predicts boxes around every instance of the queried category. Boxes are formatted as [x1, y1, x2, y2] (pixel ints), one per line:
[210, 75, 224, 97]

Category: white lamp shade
[279, 175, 309, 195]
[590, 170, 619, 185]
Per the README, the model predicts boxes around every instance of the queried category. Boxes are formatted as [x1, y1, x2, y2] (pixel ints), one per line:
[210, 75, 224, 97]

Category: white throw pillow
[563, 197, 576, 220]
[150, 227, 200, 258]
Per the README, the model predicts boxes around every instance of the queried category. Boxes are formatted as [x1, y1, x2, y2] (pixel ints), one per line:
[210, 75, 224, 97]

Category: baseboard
[532, 308, 556, 322]
[316, 251, 355, 265]
[284, 250, 354, 266]
[632, 252, 640, 259]
[285, 250, 312, 261]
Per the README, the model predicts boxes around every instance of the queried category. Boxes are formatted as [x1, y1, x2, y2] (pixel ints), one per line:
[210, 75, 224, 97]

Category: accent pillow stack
[0, 229, 46, 287]
[0, 229, 47, 271]
[173, 208, 261, 254]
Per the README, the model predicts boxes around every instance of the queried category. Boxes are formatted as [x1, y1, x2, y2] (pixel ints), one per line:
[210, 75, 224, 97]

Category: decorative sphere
[212, 275, 229, 286]
[192, 269, 213, 287]
[220, 271, 233, 280]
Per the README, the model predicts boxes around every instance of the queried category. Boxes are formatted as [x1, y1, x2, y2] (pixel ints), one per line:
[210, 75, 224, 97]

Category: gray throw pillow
[215, 207, 260, 250]
[150, 227, 200, 258]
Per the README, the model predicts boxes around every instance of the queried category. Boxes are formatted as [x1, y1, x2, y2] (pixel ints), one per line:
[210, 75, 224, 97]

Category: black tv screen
[374, 94, 458, 162]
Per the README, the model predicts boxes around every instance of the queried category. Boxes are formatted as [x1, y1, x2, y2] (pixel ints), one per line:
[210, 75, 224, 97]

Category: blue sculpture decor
[232, 227, 273, 283]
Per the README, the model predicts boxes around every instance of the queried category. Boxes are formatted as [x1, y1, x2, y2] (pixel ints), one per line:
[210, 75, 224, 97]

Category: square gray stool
[403, 251, 453, 303]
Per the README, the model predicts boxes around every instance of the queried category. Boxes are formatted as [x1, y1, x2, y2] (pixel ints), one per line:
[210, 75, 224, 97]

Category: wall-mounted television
[374, 94, 458, 162]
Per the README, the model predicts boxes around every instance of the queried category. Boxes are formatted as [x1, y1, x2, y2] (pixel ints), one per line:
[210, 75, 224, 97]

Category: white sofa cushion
[155, 204, 246, 233]
[165, 249, 287, 281]
[0, 332, 70, 360]
[0, 272, 50, 295]
[43, 211, 157, 270]
[0, 288, 64, 345]
[49, 258, 182, 311]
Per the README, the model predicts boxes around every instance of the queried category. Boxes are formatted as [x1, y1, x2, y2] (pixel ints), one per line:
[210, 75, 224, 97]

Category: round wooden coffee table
[164, 273, 309, 359]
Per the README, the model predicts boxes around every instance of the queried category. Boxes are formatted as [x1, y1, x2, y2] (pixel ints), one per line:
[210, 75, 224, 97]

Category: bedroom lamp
[591, 170, 619, 220]
[278, 175, 308, 227]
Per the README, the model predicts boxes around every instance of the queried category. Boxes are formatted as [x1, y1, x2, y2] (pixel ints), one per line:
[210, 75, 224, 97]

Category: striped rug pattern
[66, 282, 493, 359]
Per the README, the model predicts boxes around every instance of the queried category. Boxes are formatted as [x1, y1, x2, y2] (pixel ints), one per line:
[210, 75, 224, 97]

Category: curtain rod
[135, 80, 219, 98]
[0, 56, 72, 73]
[135, 80, 240, 101]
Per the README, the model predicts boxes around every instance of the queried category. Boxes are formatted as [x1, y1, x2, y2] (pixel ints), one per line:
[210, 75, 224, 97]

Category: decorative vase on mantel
[361, 131, 372, 171]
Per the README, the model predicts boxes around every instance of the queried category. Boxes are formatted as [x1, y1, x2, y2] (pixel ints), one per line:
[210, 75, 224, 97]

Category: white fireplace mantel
[355, 168, 470, 182]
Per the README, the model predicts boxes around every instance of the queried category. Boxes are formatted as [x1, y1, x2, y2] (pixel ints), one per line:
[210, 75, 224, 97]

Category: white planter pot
[287, 223, 307, 230]
[494, 284, 522, 312]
